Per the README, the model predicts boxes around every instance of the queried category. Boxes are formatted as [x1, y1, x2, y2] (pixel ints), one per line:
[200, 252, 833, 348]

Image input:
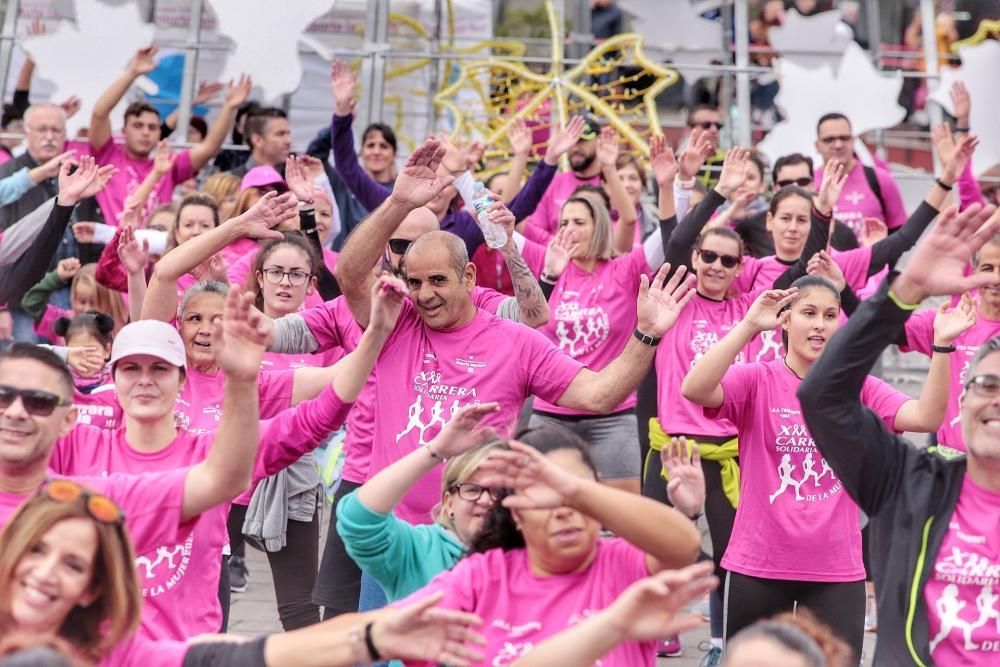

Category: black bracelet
[953, 126, 970, 133]
[935, 178, 953, 191]
[364, 621, 382, 661]
[932, 344, 956, 354]
[633, 328, 661, 347]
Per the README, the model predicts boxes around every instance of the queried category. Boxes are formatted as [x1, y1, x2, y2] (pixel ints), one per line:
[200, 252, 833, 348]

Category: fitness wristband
[540, 271, 560, 284]
[887, 289, 920, 312]
[932, 344, 957, 354]
[633, 328, 661, 347]
[935, 178, 953, 191]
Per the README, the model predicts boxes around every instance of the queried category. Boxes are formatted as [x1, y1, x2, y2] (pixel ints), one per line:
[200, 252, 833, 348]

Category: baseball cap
[110, 320, 187, 370]
[579, 115, 601, 141]
[240, 165, 286, 192]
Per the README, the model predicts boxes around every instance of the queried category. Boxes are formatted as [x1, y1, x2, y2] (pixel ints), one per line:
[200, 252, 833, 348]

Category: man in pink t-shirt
[813, 112, 907, 237]
[88, 45, 251, 225]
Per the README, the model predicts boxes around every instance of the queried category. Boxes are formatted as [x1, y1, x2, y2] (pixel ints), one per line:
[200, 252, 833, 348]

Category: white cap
[110, 320, 187, 369]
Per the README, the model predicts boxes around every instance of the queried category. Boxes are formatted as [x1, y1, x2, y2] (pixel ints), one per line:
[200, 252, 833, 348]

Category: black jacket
[798, 277, 967, 666]
[0, 151, 56, 231]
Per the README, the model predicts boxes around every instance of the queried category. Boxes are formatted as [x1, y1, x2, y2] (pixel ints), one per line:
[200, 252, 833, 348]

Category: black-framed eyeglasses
[697, 249, 740, 269]
[690, 121, 723, 130]
[262, 267, 311, 286]
[0, 385, 71, 416]
[776, 177, 814, 189]
[819, 134, 853, 145]
[449, 483, 500, 502]
[965, 374, 1000, 398]
[388, 238, 413, 256]
[42, 479, 125, 525]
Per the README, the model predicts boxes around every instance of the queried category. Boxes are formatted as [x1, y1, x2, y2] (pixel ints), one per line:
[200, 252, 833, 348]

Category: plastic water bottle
[471, 182, 508, 249]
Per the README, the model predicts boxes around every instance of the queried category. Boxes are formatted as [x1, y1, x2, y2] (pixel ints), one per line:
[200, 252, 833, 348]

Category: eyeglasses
[26, 125, 65, 136]
[42, 479, 125, 524]
[690, 121, 723, 130]
[697, 249, 741, 269]
[261, 267, 311, 286]
[819, 134, 853, 145]
[449, 483, 500, 503]
[965, 374, 1000, 398]
[0, 385, 71, 416]
[776, 177, 814, 189]
[388, 238, 414, 255]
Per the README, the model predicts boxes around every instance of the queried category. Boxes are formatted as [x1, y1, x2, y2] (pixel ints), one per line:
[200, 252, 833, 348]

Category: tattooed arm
[491, 200, 550, 328]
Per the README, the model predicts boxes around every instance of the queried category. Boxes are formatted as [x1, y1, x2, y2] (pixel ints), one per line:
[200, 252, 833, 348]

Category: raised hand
[603, 563, 717, 643]
[79, 165, 117, 200]
[461, 139, 486, 171]
[425, 402, 502, 459]
[816, 160, 848, 214]
[714, 147, 750, 198]
[128, 45, 158, 76]
[729, 188, 756, 215]
[637, 264, 697, 338]
[931, 123, 979, 186]
[152, 140, 176, 177]
[71, 222, 96, 244]
[662, 438, 705, 519]
[678, 126, 714, 182]
[860, 217, 888, 247]
[508, 119, 533, 157]
[56, 257, 81, 282]
[191, 253, 229, 283]
[543, 227, 578, 278]
[284, 155, 315, 203]
[949, 81, 971, 126]
[56, 156, 99, 206]
[596, 125, 620, 169]
[744, 288, 799, 333]
[299, 154, 326, 180]
[31, 149, 76, 183]
[372, 592, 485, 666]
[543, 116, 586, 166]
[388, 138, 455, 209]
[223, 74, 253, 110]
[368, 273, 407, 335]
[330, 60, 357, 116]
[233, 190, 297, 240]
[66, 345, 105, 378]
[118, 225, 150, 276]
[649, 134, 678, 187]
[893, 203, 1000, 304]
[478, 440, 584, 510]
[213, 289, 269, 382]
[806, 250, 846, 292]
[933, 293, 977, 345]
[59, 96, 82, 120]
[193, 81, 225, 106]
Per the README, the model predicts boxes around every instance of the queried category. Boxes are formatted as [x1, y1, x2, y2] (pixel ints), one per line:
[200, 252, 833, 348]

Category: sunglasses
[697, 249, 740, 269]
[42, 479, 125, 524]
[0, 385, 71, 416]
[388, 238, 413, 255]
[776, 177, 814, 189]
[449, 483, 500, 503]
[819, 134, 852, 145]
[965, 374, 1000, 398]
[690, 121, 723, 130]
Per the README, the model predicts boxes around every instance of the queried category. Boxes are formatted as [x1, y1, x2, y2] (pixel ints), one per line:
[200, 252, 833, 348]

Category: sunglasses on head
[690, 121, 723, 130]
[697, 249, 740, 269]
[776, 177, 814, 189]
[388, 238, 413, 255]
[42, 479, 125, 524]
[819, 134, 852, 145]
[0, 385, 71, 416]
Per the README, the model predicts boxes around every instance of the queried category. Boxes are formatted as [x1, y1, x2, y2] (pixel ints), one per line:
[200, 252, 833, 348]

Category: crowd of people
[0, 34, 996, 667]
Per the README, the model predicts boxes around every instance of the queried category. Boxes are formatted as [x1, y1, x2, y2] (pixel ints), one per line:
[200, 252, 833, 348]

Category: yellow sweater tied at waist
[648, 417, 740, 509]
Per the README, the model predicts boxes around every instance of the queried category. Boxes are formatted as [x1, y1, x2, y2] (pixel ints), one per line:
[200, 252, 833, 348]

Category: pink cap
[240, 165, 286, 192]
[110, 320, 186, 369]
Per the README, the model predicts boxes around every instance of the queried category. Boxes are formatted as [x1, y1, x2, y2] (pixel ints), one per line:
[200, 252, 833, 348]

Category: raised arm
[127, 140, 174, 212]
[90, 46, 158, 151]
[499, 120, 532, 200]
[481, 440, 702, 570]
[798, 203, 999, 515]
[596, 127, 638, 254]
[188, 75, 252, 171]
[488, 200, 550, 327]
[649, 134, 678, 222]
[161, 81, 223, 138]
[682, 288, 799, 408]
[118, 222, 149, 323]
[557, 264, 696, 413]
[333, 138, 455, 327]
[182, 289, 268, 521]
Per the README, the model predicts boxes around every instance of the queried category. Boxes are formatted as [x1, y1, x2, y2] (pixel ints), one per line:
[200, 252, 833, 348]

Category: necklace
[783, 356, 805, 380]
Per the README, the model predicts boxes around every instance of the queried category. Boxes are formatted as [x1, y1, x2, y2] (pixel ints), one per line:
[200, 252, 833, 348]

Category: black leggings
[226, 503, 321, 631]
[313, 479, 363, 619]
[724, 571, 865, 662]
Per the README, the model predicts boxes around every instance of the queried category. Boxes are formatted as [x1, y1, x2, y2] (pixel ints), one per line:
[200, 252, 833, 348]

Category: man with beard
[520, 116, 603, 243]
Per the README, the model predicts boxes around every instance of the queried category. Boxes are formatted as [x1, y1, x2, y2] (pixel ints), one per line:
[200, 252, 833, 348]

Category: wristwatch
[633, 328, 661, 347]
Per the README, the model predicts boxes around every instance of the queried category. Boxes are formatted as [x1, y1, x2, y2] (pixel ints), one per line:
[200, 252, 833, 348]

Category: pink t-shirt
[228, 244, 340, 311]
[521, 171, 602, 244]
[90, 139, 194, 226]
[706, 359, 909, 581]
[396, 538, 654, 667]
[73, 384, 122, 430]
[924, 475, 1000, 664]
[732, 247, 873, 295]
[368, 300, 583, 523]
[48, 385, 352, 641]
[174, 368, 294, 434]
[655, 292, 759, 437]
[102, 635, 188, 667]
[521, 243, 652, 416]
[902, 308, 1000, 452]
[33, 304, 70, 343]
[814, 161, 907, 236]
[300, 289, 509, 487]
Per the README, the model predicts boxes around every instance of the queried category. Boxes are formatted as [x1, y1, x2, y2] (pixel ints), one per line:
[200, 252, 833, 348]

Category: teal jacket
[336, 490, 465, 602]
